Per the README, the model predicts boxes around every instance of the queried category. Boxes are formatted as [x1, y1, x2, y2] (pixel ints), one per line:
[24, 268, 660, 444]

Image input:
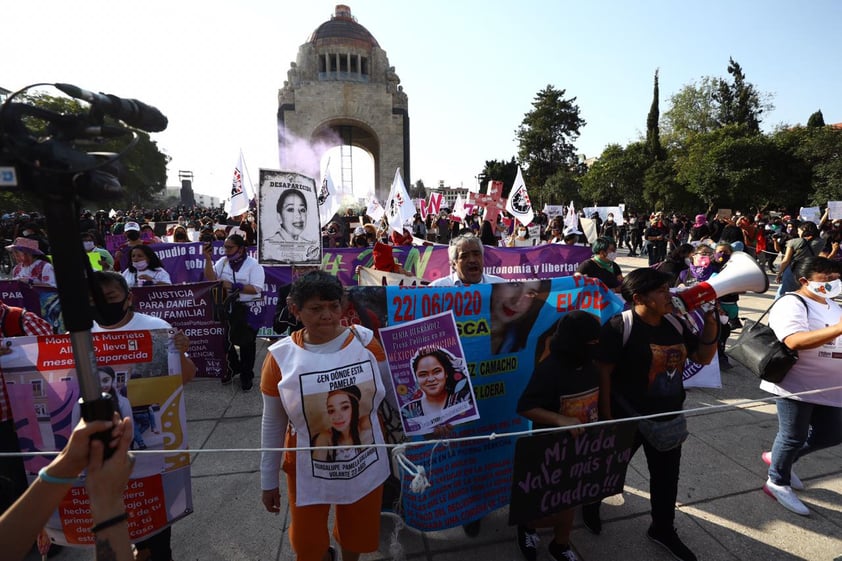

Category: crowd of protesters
[1, 200, 841, 561]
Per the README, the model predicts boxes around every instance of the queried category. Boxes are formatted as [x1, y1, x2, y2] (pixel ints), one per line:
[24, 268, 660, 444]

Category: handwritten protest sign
[508, 423, 637, 525]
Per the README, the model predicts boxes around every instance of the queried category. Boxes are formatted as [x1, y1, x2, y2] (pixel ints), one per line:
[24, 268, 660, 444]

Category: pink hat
[6, 237, 43, 255]
[694, 214, 706, 227]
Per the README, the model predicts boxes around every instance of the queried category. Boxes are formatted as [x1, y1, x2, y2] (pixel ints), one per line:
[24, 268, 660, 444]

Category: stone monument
[278, 4, 410, 201]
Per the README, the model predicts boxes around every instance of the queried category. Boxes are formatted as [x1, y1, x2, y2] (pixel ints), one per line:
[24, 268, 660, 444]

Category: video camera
[0, 82, 167, 199]
[0, 82, 167, 449]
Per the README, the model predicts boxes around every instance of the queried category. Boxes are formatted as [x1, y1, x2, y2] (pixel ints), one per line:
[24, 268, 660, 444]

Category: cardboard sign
[508, 423, 637, 525]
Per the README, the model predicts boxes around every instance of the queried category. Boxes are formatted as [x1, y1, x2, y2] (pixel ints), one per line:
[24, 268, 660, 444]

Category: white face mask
[134, 260, 149, 271]
[606, 252, 617, 262]
[83, 241, 95, 252]
[806, 279, 842, 299]
[518, 229, 527, 236]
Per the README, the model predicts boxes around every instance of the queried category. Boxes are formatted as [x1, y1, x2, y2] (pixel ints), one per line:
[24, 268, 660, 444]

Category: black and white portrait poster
[258, 169, 321, 264]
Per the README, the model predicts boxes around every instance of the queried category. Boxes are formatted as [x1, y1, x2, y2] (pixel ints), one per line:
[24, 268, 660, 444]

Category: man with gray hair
[429, 234, 505, 286]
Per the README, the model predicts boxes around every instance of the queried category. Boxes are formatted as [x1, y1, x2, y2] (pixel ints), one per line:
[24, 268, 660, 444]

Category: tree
[775, 125, 842, 205]
[661, 77, 721, 145]
[675, 125, 796, 212]
[537, 169, 582, 208]
[480, 157, 519, 195]
[713, 57, 767, 133]
[579, 142, 649, 210]
[807, 110, 825, 128]
[408, 179, 427, 199]
[516, 85, 585, 189]
[646, 69, 665, 160]
[14, 91, 170, 206]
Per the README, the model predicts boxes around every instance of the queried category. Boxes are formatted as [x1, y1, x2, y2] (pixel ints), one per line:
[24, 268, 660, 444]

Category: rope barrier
[3, 384, 841, 460]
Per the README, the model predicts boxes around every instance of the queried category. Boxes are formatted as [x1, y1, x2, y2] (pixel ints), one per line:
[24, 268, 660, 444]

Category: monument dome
[278, 5, 410, 201]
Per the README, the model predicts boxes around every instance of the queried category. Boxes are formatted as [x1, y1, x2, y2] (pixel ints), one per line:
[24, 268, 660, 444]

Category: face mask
[92, 300, 127, 326]
[606, 252, 617, 262]
[693, 255, 711, 268]
[518, 229, 527, 236]
[806, 279, 842, 299]
[134, 260, 149, 271]
[83, 241, 95, 252]
[606, 217, 614, 223]
[685, 258, 694, 267]
[714, 251, 730, 263]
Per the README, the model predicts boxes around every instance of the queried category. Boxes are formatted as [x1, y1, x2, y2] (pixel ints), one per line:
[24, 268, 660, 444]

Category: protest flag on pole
[367, 194, 385, 224]
[318, 161, 341, 227]
[505, 167, 534, 227]
[226, 151, 250, 218]
[564, 200, 579, 231]
[452, 194, 467, 222]
[385, 168, 415, 233]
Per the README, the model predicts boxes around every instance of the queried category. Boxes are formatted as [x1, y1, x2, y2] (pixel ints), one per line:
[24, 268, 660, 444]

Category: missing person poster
[379, 311, 479, 436]
[258, 169, 321, 265]
[269, 331, 391, 506]
[1, 329, 192, 546]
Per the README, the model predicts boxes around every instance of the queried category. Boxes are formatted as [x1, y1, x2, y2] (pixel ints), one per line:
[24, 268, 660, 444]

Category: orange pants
[286, 471, 383, 561]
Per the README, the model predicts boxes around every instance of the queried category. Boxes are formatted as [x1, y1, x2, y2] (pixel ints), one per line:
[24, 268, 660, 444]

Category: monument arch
[278, 5, 409, 201]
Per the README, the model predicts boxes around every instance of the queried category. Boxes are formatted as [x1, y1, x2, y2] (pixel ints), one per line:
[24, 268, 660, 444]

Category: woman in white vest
[260, 271, 397, 561]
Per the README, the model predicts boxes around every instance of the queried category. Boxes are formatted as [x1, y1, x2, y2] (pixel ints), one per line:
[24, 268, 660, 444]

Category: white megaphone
[672, 251, 769, 314]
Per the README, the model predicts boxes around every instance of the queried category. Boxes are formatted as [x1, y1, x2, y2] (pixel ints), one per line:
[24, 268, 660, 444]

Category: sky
[4, 0, 842, 205]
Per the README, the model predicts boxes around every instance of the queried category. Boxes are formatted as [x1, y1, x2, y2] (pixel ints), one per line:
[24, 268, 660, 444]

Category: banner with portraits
[258, 169, 322, 264]
[341, 277, 626, 530]
[1, 329, 191, 546]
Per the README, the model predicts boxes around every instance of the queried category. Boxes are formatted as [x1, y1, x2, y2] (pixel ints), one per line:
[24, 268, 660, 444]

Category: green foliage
[674, 125, 795, 212]
[516, 85, 585, 189]
[537, 169, 582, 208]
[579, 142, 649, 210]
[480, 157, 519, 195]
[409, 179, 427, 199]
[807, 110, 825, 128]
[713, 57, 766, 133]
[646, 69, 664, 160]
[774, 125, 842, 205]
[661, 76, 721, 146]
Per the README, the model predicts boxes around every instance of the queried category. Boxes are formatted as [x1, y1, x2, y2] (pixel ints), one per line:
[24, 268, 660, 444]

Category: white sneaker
[763, 478, 809, 516]
[761, 451, 804, 490]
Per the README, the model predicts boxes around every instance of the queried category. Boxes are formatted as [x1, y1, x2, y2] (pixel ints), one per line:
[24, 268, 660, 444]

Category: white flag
[564, 201, 578, 231]
[385, 168, 415, 233]
[227, 152, 250, 218]
[452, 194, 467, 221]
[505, 167, 534, 227]
[366, 194, 385, 223]
[318, 164, 341, 226]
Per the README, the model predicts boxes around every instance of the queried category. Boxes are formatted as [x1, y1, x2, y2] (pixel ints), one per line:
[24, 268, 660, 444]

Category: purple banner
[0, 281, 63, 333]
[0, 280, 43, 315]
[130, 282, 226, 379]
[107, 242, 591, 287]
